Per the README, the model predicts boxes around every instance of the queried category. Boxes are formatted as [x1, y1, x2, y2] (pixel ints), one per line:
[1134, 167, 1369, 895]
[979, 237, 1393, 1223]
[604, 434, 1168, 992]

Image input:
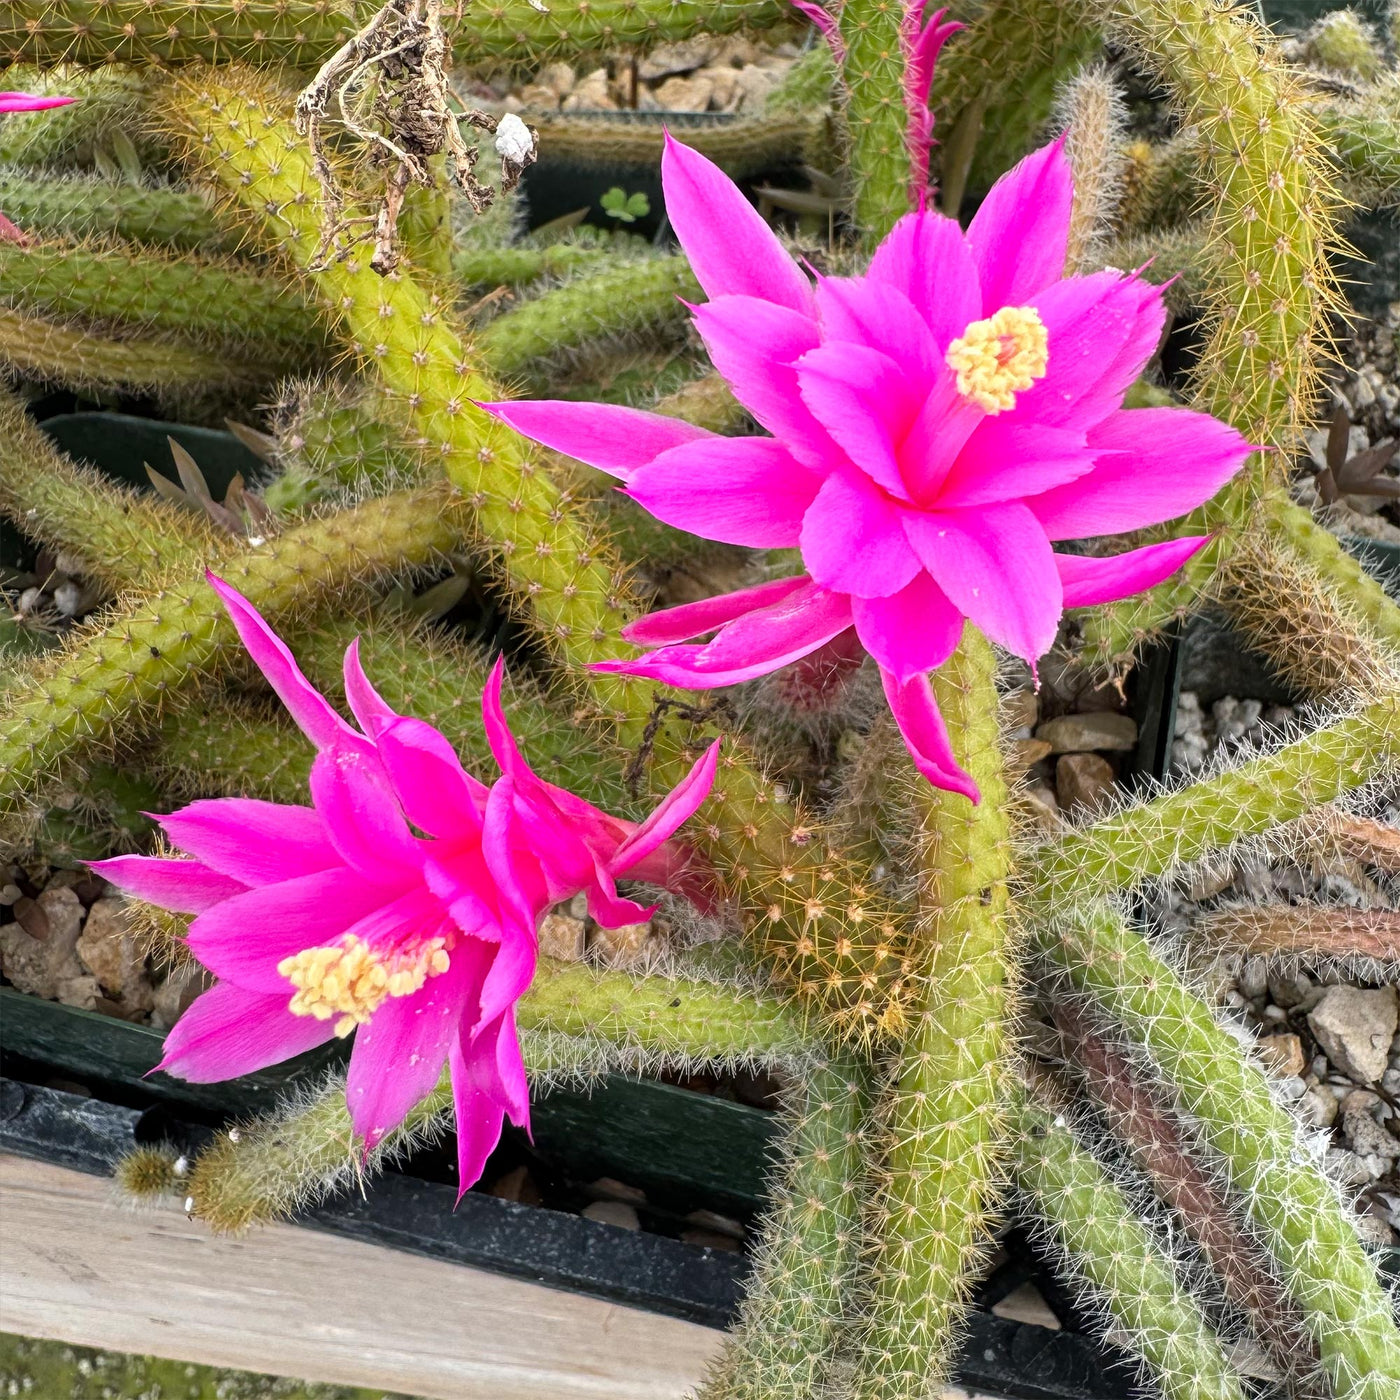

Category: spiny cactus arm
[1039, 905, 1400, 1397]
[452, 243, 611, 290]
[0, 389, 223, 589]
[1193, 904, 1400, 966]
[0, 0, 789, 69]
[1009, 1088, 1247, 1400]
[652, 372, 747, 434]
[0, 169, 239, 253]
[695, 1057, 872, 1400]
[0, 238, 328, 369]
[1058, 62, 1128, 274]
[171, 75, 924, 1040]
[852, 629, 1013, 1398]
[0, 304, 263, 398]
[1024, 694, 1400, 911]
[172, 960, 814, 1233]
[476, 255, 699, 385]
[0, 66, 162, 169]
[0, 486, 466, 815]
[1050, 1001, 1322, 1386]
[1320, 87, 1400, 209]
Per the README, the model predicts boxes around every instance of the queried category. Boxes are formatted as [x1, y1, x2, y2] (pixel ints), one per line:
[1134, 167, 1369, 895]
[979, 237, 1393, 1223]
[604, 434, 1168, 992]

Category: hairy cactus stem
[452, 243, 611, 291]
[1192, 905, 1400, 966]
[170, 75, 923, 1039]
[0, 486, 467, 815]
[1009, 1083, 1247, 1400]
[1049, 1000, 1323, 1391]
[851, 628, 1013, 1397]
[1023, 694, 1400, 913]
[1039, 904, 1400, 1395]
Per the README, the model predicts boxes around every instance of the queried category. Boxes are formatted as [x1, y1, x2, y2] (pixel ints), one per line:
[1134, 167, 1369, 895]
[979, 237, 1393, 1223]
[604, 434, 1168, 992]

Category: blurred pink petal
[882, 669, 980, 802]
[1057, 536, 1210, 608]
[623, 576, 808, 646]
[87, 855, 247, 913]
[0, 92, 77, 114]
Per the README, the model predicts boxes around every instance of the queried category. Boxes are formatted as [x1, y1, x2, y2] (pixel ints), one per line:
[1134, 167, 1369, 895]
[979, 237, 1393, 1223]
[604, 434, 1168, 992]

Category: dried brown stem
[1195, 905, 1400, 965]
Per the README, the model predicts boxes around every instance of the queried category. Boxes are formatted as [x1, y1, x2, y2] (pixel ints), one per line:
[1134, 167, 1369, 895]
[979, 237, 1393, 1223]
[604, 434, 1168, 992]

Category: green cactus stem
[0, 486, 467, 815]
[173, 75, 924, 1040]
[476, 255, 699, 385]
[653, 372, 747, 434]
[1040, 905, 1400, 1398]
[0, 238, 328, 372]
[696, 1058, 872, 1400]
[0, 0, 790, 70]
[1025, 694, 1400, 913]
[0, 66, 164, 170]
[1009, 1088, 1246, 1400]
[852, 629, 1013, 1398]
[1320, 83, 1400, 209]
[1050, 1001, 1323, 1391]
[0, 169, 239, 253]
[452, 243, 610, 290]
[0, 304, 263, 400]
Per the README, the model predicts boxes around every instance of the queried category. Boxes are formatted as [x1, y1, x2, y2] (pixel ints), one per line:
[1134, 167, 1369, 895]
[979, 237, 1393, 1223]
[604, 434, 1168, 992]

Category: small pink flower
[92, 576, 718, 1194]
[0, 92, 77, 114]
[480, 136, 1252, 801]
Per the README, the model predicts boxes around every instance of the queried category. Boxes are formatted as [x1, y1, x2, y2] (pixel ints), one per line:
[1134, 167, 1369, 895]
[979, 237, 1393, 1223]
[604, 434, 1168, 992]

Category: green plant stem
[1024, 695, 1400, 912]
[1039, 905, 1400, 1397]
[1009, 1089, 1246, 1400]
[453, 243, 610, 290]
[853, 630, 1012, 1397]
[838, 0, 912, 241]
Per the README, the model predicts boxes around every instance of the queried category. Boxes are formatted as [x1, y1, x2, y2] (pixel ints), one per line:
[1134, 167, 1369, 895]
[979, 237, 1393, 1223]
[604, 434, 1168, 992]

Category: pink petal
[342, 637, 400, 735]
[206, 573, 365, 753]
[900, 361, 986, 502]
[158, 799, 339, 886]
[689, 295, 836, 471]
[346, 944, 475, 1154]
[88, 855, 248, 914]
[966, 136, 1073, 310]
[795, 343, 924, 502]
[185, 869, 389, 993]
[0, 93, 77, 114]
[157, 982, 335, 1083]
[623, 576, 808, 646]
[610, 740, 720, 874]
[585, 861, 658, 928]
[449, 1009, 529, 1199]
[868, 208, 981, 350]
[1018, 271, 1166, 430]
[481, 775, 539, 940]
[473, 400, 712, 479]
[480, 657, 524, 780]
[309, 744, 422, 882]
[626, 437, 824, 548]
[851, 572, 964, 682]
[1026, 407, 1252, 540]
[1056, 536, 1210, 608]
[662, 133, 814, 314]
[814, 277, 939, 378]
[374, 716, 488, 841]
[800, 469, 922, 599]
[935, 421, 1095, 510]
[595, 580, 854, 687]
[476, 927, 537, 1031]
[905, 502, 1061, 664]
[881, 668, 980, 802]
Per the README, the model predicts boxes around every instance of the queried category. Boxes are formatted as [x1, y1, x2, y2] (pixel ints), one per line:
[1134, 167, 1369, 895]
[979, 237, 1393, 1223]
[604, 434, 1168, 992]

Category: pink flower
[92, 576, 719, 1195]
[480, 136, 1252, 801]
[0, 92, 76, 114]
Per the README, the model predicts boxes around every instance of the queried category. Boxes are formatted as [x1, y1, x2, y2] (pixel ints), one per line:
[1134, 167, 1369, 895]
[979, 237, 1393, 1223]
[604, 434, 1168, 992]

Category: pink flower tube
[92, 576, 719, 1195]
[481, 134, 1253, 800]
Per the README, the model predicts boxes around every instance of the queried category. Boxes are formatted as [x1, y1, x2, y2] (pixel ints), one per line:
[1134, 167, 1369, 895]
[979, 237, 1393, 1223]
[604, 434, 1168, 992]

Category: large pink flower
[481, 136, 1253, 800]
[92, 575, 718, 1194]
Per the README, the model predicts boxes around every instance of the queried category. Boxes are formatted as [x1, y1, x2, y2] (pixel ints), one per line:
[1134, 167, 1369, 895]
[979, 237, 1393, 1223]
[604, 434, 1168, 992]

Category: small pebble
[581, 1200, 642, 1230]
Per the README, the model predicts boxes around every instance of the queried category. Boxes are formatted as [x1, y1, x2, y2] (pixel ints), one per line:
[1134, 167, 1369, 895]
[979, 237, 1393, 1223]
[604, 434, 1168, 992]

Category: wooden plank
[0, 1153, 723, 1400]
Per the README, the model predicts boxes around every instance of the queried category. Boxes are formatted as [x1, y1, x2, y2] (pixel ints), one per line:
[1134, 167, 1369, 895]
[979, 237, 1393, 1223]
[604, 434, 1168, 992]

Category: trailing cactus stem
[452, 243, 610, 290]
[1040, 906, 1400, 1397]
[0, 487, 466, 814]
[1057, 63, 1127, 273]
[1009, 1088, 1246, 1400]
[174, 76, 924, 1041]
[853, 629, 1012, 1397]
[1025, 695, 1400, 912]
[838, 0, 912, 242]
[696, 1058, 872, 1400]
[477, 256, 699, 383]
[0, 0, 790, 69]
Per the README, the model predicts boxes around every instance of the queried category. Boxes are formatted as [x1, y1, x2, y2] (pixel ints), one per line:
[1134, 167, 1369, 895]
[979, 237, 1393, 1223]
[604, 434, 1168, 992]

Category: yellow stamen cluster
[945, 305, 1050, 413]
[278, 934, 451, 1038]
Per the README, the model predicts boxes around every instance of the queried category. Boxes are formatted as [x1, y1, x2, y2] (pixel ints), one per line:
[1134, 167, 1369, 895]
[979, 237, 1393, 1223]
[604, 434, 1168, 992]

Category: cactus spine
[852, 630, 1012, 1397]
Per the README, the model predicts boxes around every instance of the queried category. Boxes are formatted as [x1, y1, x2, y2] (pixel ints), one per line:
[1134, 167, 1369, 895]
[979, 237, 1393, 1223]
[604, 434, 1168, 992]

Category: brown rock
[734, 64, 778, 111]
[1001, 688, 1039, 732]
[0, 887, 85, 998]
[562, 68, 617, 111]
[1017, 784, 1066, 834]
[150, 962, 212, 1031]
[1340, 1090, 1398, 1162]
[538, 910, 586, 962]
[588, 920, 655, 968]
[516, 83, 561, 109]
[487, 1164, 543, 1205]
[706, 65, 741, 111]
[637, 37, 717, 80]
[56, 974, 101, 1010]
[1009, 738, 1053, 772]
[1255, 1032, 1306, 1078]
[1055, 753, 1116, 815]
[681, 1228, 743, 1252]
[1308, 985, 1398, 1084]
[651, 74, 716, 112]
[581, 1200, 641, 1229]
[77, 897, 149, 1002]
[1036, 712, 1138, 753]
[588, 1176, 648, 1206]
[536, 61, 576, 98]
[684, 1208, 744, 1240]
